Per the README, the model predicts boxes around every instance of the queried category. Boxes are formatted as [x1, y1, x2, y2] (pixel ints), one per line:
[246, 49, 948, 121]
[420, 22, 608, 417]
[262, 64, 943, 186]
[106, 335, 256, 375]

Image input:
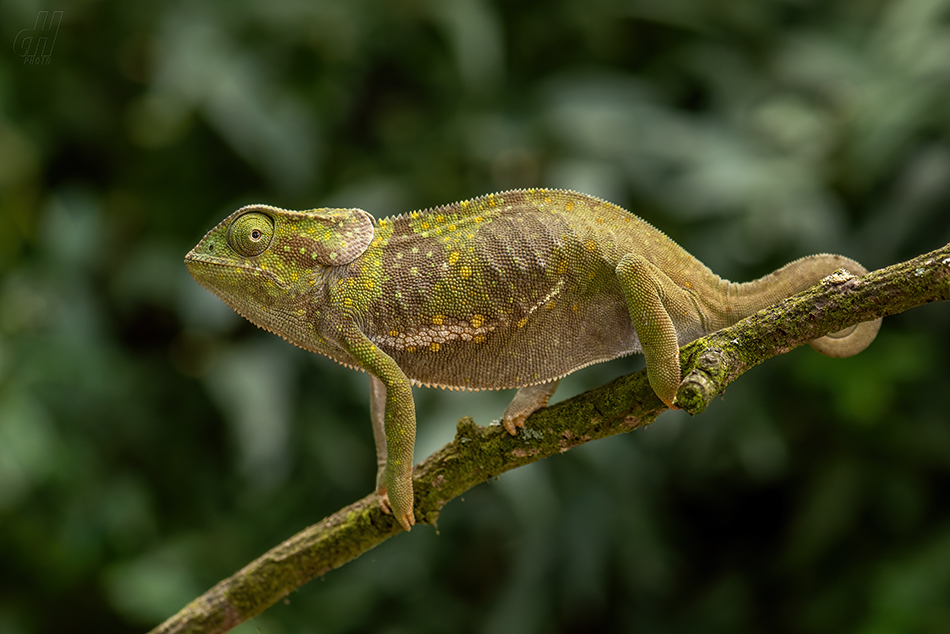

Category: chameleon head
[184, 203, 375, 336]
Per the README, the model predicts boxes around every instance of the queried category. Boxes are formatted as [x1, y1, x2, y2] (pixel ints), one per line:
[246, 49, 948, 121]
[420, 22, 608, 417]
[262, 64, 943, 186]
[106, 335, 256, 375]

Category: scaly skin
[185, 189, 882, 530]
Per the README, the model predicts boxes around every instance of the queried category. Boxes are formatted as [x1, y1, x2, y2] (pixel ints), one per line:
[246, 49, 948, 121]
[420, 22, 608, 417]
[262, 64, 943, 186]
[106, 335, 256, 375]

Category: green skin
[185, 189, 881, 530]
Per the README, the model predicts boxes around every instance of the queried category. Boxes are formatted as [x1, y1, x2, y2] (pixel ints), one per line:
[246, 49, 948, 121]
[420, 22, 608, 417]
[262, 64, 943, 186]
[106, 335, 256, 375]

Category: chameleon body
[185, 189, 882, 530]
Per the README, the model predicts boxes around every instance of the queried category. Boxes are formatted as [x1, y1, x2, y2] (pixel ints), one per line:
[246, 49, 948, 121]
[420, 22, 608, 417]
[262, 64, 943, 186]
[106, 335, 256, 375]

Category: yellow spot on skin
[344, 297, 353, 306]
[448, 252, 460, 265]
[389, 329, 399, 337]
[517, 317, 528, 328]
[474, 335, 486, 344]
[545, 301, 555, 310]
[460, 201, 470, 209]
[460, 265, 471, 278]
[558, 261, 568, 275]
[586, 240, 597, 252]
[471, 314, 484, 329]
[432, 315, 444, 325]
[291, 272, 299, 282]
[430, 342, 440, 352]
[449, 224, 457, 232]
[566, 200, 575, 211]
[421, 222, 430, 230]
[436, 214, 445, 222]
[407, 346, 416, 353]
[684, 281, 693, 289]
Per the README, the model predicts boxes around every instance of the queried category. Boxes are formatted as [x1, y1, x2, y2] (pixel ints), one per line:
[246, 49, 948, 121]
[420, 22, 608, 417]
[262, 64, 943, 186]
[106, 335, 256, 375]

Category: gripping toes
[502, 381, 561, 435]
[378, 471, 415, 531]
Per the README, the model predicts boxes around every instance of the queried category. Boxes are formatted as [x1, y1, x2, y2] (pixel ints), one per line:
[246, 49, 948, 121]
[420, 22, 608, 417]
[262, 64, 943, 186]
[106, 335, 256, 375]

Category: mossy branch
[149, 242, 950, 634]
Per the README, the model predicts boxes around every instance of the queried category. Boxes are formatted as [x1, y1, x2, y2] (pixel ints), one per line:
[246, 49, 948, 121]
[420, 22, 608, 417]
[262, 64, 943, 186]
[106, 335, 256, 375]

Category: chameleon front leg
[342, 329, 416, 531]
[502, 380, 561, 434]
[616, 253, 703, 407]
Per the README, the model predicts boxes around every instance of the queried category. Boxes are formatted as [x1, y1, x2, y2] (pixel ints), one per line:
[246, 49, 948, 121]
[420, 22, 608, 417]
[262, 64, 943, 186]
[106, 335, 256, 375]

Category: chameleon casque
[185, 189, 882, 530]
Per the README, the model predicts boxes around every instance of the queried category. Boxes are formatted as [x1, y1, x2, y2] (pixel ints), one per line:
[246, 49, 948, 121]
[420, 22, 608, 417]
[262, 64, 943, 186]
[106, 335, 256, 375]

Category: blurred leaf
[103, 544, 204, 626]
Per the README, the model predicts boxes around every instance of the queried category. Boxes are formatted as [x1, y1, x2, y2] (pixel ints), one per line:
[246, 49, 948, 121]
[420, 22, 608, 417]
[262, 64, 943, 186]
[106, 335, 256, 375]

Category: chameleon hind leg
[616, 253, 705, 408]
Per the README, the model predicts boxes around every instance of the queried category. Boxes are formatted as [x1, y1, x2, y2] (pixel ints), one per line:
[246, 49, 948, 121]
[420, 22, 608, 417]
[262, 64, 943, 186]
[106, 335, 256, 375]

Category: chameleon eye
[228, 212, 274, 256]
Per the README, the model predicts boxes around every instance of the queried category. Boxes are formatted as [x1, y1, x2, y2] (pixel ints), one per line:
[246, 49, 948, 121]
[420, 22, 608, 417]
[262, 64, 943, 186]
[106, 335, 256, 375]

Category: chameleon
[185, 188, 882, 531]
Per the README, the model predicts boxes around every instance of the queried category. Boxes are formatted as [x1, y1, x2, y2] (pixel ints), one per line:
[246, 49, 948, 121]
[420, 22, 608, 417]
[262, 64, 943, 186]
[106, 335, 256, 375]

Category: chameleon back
[357, 189, 704, 391]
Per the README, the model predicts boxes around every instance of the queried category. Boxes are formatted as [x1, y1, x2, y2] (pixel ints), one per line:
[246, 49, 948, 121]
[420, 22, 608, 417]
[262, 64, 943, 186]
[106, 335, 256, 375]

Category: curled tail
[706, 254, 881, 357]
[809, 318, 881, 357]
[801, 256, 881, 357]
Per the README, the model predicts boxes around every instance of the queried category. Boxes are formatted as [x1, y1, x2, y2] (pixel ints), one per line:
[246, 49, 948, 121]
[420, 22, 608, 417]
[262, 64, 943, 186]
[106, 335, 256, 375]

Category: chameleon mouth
[184, 251, 290, 290]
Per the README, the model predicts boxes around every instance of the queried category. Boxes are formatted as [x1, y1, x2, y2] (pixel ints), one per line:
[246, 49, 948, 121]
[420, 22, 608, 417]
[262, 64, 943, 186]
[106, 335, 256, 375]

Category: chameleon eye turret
[228, 211, 274, 256]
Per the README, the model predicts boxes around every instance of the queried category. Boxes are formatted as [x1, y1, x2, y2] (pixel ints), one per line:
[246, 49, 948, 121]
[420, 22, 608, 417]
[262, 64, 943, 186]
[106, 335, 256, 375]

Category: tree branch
[149, 242, 950, 634]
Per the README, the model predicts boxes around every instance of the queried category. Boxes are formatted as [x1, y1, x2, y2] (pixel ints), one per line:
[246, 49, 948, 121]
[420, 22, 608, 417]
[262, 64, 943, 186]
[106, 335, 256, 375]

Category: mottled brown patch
[277, 235, 323, 268]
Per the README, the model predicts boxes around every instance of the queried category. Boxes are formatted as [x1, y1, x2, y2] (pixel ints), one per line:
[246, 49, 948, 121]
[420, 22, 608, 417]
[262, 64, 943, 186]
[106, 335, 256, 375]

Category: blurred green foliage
[2, 0, 949, 632]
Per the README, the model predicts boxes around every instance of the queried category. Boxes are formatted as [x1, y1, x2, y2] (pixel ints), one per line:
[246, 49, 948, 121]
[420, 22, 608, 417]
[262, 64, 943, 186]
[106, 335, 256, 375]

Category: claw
[397, 509, 415, 532]
[377, 487, 393, 514]
[502, 382, 559, 434]
[501, 413, 524, 436]
[377, 486, 415, 531]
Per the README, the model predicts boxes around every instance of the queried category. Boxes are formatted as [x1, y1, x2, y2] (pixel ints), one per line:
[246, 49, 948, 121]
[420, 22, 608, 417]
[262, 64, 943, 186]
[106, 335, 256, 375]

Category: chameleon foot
[396, 509, 415, 531]
[502, 380, 561, 435]
[377, 486, 415, 531]
[501, 412, 526, 436]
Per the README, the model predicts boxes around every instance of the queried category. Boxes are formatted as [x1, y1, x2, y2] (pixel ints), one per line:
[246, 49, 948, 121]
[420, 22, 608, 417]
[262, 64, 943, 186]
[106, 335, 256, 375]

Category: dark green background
[2, 1, 949, 632]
